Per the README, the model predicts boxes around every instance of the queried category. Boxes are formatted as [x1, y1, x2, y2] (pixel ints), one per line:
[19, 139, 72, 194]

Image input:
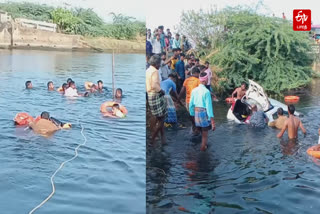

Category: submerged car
[227, 80, 301, 124]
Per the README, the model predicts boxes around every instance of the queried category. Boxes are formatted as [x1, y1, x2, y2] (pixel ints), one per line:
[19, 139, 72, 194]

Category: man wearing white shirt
[64, 81, 79, 97]
[152, 34, 162, 55]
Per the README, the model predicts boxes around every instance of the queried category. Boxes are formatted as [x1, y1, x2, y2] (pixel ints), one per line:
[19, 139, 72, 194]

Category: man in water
[249, 104, 268, 128]
[25, 81, 32, 89]
[231, 82, 247, 100]
[47, 81, 54, 91]
[115, 88, 123, 99]
[97, 80, 104, 91]
[65, 81, 79, 97]
[179, 67, 201, 135]
[112, 104, 125, 118]
[29, 111, 71, 135]
[277, 104, 306, 139]
[268, 108, 287, 129]
[146, 55, 167, 144]
[189, 72, 216, 151]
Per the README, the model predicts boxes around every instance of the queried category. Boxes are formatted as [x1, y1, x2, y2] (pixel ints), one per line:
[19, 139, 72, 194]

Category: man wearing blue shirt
[189, 72, 216, 151]
[175, 53, 185, 93]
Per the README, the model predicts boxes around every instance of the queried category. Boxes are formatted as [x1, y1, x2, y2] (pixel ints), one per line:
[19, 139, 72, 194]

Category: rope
[29, 123, 87, 214]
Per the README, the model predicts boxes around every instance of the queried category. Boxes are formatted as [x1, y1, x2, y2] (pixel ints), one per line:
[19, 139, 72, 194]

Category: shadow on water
[147, 79, 320, 214]
[0, 50, 145, 214]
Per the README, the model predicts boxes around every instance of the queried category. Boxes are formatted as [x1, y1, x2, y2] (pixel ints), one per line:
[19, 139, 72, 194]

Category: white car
[227, 80, 302, 124]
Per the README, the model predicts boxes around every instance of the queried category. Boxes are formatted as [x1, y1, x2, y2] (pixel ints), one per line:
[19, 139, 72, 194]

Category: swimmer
[112, 104, 125, 118]
[97, 80, 103, 91]
[29, 111, 71, 135]
[115, 88, 123, 98]
[25, 80, 32, 89]
[57, 83, 68, 93]
[268, 107, 287, 129]
[90, 84, 97, 93]
[277, 104, 306, 139]
[47, 81, 54, 91]
[64, 81, 79, 97]
[100, 102, 127, 118]
[231, 82, 247, 100]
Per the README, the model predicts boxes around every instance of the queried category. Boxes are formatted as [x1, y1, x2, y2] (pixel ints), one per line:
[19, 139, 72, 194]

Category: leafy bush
[179, 7, 314, 94]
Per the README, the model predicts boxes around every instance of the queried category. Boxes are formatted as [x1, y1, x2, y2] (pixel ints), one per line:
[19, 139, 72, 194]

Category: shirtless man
[231, 82, 247, 100]
[277, 105, 306, 139]
[268, 108, 287, 129]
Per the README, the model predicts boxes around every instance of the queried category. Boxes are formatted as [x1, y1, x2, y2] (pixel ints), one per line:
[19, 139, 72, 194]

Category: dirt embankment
[0, 22, 145, 53]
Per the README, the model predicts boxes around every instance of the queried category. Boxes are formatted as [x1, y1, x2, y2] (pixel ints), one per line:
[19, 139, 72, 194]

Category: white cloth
[64, 87, 79, 97]
[152, 39, 161, 54]
[205, 68, 212, 86]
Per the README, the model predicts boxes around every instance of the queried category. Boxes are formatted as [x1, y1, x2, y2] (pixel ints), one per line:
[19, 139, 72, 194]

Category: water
[147, 79, 320, 214]
[0, 50, 145, 214]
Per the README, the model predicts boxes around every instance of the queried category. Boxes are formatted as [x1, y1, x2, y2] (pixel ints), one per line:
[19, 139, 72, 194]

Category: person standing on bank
[146, 55, 167, 144]
[189, 72, 216, 151]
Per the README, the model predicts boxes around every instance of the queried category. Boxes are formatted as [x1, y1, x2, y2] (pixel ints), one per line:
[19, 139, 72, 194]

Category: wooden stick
[112, 49, 115, 98]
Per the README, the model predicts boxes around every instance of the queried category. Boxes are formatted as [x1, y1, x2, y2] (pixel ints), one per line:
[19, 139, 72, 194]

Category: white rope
[29, 123, 87, 214]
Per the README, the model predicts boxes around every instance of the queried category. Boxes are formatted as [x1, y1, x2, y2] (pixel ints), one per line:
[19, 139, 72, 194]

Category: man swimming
[97, 80, 104, 91]
[115, 88, 123, 98]
[268, 108, 287, 129]
[47, 81, 54, 91]
[277, 104, 306, 139]
[64, 81, 79, 97]
[25, 81, 32, 89]
[29, 111, 71, 135]
[231, 82, 247, 100]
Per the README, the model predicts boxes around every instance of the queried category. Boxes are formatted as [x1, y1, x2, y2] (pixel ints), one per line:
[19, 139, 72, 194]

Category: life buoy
[85, 82, 94, 90]
[57, 87, 64, 92]
[307, 145, 320, 159]
[225, 97, 235, 103]
[14, 112, 35, 126]
[284, 96, 299, 102]
[100, 101, 128, 115]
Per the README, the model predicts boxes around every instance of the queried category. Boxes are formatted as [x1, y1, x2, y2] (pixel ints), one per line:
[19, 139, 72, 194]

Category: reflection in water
[0, 50, 145, 214]
[147, 79, 320, 214]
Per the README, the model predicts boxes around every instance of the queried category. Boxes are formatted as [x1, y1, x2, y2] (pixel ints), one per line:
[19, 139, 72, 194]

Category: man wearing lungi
[189, 72, 216, 151]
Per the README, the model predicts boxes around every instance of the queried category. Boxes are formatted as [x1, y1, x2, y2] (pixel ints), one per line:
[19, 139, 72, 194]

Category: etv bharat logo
[293, 9, 311, 31]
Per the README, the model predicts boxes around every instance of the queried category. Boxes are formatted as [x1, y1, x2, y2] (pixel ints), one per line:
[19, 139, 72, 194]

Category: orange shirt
[183, 76, 200, 104]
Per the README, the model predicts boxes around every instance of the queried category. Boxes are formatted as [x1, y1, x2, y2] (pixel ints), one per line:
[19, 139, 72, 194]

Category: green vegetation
[179, 7, 314, 94]
[0, 2, 145, 40]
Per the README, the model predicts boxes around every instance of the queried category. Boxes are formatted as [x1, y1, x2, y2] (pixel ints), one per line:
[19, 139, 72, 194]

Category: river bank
[0, 22, 144, 53]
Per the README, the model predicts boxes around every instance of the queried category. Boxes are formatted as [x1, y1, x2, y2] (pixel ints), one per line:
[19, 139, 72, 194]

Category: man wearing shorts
[189, 72, 216, 151]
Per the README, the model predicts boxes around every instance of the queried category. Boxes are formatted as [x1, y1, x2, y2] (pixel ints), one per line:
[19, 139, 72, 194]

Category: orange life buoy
[307, 145, 320, 159]
[284, 96, 300, 102]
[225, 97, 235, 103]
[14, 112, 35, 126]
[100, 101, 128, 115]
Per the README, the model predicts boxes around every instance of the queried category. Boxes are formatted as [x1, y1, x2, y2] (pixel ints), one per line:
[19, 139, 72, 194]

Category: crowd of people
[146, 25, 216, 151]
[146, 26, 320, 152]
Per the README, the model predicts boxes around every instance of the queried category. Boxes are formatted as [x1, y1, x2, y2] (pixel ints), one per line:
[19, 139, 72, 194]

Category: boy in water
[277, 104, 306, 139]
[112, 104, 126, 118]
[115, 88, 123, 98]
[47, 81, 54, 91]
[268, 108, 287, 129]
[25, 81, 32, 89]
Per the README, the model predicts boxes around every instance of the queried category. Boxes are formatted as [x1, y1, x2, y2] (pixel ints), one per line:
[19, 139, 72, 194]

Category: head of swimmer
[90, 84, 97, 93]
[25, 80, 32, 89]
[97, 80, 103, 90]
[47, 81, 54, 90]
[40, 111, 50, 120]
[277, 107, 284, 117]
[288, 104, 295, 116]
[62, 83, 68, 91]
[69, 81, 76, 89]
[112, 103, 120, 114]
[115, 88, 123, 98]
[241, 82, 247, 90]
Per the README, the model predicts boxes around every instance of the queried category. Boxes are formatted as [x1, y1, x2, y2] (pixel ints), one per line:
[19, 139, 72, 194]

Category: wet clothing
[250, 111, 267, 128]
[268, 116, 287, 129]
[64, 87, 78, 97]
[160, 78, 176, 95]
[189, 84, 214, 119]
[183, 76, 200, 105]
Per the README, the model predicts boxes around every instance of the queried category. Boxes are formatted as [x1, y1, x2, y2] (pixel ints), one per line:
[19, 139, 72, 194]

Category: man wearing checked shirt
[189, 72, 216, 151]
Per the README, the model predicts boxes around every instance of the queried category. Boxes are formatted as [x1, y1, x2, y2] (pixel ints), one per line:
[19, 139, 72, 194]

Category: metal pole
[112, 49, 115, 98]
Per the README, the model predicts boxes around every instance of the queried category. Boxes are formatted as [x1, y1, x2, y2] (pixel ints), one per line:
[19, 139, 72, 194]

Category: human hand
[211, 121, 216, 131]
